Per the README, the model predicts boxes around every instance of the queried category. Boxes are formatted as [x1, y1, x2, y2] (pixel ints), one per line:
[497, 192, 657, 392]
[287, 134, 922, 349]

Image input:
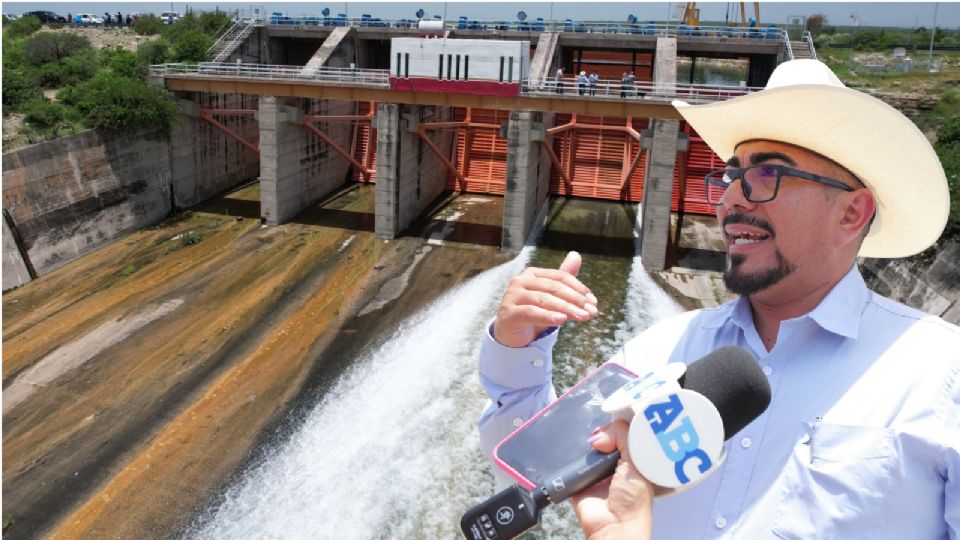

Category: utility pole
[928, 2, 939, 71]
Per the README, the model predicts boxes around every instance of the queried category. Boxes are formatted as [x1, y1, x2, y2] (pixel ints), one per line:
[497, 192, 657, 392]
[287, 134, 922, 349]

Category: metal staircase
[207, 17, 261, 62]
[790, 31, 818, 60]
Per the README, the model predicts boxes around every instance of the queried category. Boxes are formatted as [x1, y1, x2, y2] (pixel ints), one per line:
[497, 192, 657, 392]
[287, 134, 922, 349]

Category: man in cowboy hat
[476, 59, 959, 539]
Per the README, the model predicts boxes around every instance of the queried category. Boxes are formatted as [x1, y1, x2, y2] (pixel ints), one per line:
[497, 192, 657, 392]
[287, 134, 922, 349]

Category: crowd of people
[64, 11, 140, 27]
[551, 67, 646, 99]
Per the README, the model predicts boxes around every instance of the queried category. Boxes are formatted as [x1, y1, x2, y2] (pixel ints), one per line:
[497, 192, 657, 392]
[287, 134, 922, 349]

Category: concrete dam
[5, 16, 957, 539]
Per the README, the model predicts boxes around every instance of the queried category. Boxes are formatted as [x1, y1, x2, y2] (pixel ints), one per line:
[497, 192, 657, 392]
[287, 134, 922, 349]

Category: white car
[75, 13, 101, 25]
[160, 11, 180, 24]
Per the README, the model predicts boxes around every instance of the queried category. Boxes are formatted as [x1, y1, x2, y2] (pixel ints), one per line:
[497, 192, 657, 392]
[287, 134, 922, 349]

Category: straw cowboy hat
[673, 59, 948, 258]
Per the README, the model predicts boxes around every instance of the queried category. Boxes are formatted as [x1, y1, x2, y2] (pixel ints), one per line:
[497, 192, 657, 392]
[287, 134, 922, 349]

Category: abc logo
[641, 392, 716, 485]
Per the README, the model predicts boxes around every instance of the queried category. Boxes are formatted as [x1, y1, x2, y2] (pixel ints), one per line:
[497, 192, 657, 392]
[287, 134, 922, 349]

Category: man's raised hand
[492, 251, 599, 348]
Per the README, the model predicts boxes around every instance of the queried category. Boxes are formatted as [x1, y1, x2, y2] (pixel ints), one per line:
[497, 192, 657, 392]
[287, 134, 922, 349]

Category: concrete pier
[502, 111, 552, 252]
[640, 37, 687, 270]
[259, 96, 356, 225]
[374, 103, 455, 239]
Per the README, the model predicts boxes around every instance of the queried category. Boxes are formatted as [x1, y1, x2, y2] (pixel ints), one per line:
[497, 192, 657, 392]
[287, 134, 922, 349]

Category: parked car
[74, 13, 102, 25]
[160, 11, 180, 24]
[22, 10, 66, 23]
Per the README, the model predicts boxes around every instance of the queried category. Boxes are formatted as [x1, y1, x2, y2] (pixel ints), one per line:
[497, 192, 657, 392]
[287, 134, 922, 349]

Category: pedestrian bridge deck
[150, 63, 762, 120]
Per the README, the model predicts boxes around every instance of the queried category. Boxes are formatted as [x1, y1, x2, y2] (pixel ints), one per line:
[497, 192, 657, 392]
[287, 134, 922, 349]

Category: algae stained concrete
[2, 182, 510, 539]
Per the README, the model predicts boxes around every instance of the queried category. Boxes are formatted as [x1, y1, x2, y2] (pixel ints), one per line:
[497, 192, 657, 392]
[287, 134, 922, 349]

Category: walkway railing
[521, 79, 762, 103]
[264, 14, 789, 42]
[153, 62, 391, 87]
[802, 30, 818, 60]
[150, 62, 763, 104]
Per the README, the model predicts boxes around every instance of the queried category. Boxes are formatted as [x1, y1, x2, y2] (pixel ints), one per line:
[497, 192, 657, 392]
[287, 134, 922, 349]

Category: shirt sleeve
[943, 371, 960, 539]
[477, 320, 559, 490]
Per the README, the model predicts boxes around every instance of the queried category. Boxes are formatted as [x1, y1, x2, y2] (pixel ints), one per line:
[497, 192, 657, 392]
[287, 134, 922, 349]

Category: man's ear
[837, 189, 876, 247]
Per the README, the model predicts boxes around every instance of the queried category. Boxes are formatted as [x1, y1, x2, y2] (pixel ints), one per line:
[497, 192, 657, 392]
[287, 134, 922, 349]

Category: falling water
[186, 201, 683, 540]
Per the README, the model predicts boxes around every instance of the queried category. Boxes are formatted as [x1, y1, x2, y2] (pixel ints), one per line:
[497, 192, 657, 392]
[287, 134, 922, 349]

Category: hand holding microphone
[462, 347, 771, 540]
[573, 420, 654, 540]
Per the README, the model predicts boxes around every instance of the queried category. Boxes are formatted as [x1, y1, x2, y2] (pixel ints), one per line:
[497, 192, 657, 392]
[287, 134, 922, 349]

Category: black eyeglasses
[704, 165, 856, 206]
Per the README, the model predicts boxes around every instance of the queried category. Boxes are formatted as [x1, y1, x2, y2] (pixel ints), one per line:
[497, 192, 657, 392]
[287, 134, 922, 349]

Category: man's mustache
[723, 213, 776, 238]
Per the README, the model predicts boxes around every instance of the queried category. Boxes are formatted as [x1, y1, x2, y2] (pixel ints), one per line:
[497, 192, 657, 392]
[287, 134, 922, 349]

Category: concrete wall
[260, 97, 357, 225]
[3, 211, 33, 290]
[862, 240, 960, 324]
[222, 27, 268, 64]
[171, 93, 261, 208]
[1, 129, 172, 281]
[375, 103, 455, 238]
[2, 93, 262, 289]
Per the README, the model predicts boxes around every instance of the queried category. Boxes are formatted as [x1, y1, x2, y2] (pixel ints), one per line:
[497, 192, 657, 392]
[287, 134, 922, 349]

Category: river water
[185, 199, 683, 539]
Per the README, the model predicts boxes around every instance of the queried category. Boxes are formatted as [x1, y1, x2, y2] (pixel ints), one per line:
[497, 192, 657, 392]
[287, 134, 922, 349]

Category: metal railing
[802, 31, 818, 60]
[152, 62, 391, 87]
[262, 14, 789, 42]
[521, 78, 763, 103]
[150, 62, 762, 104]
[207, 16, 263, 62]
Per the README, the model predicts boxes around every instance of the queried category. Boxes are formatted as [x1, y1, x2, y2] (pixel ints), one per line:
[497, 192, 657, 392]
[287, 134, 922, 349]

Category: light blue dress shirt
[478, 266, 960, 539]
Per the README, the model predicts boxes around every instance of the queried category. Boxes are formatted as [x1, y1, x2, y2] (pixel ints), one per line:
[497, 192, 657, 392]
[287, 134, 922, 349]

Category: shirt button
[512, 417, 524, 428]
[740, 437, 752, 449]
[762, 365, 772, 376]
[532, 358, 544, 368]
[715, 517, 727, 529]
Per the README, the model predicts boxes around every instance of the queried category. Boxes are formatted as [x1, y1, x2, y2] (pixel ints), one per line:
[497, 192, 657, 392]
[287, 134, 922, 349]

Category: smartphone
[493, 362, 639, 490]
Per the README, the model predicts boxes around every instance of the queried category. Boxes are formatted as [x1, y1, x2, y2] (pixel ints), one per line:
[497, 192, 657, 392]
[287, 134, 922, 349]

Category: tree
[22, 32, 91, 65]
[171, 30, 212, 62]
[138, 40, 170, 66]
[3, 15, 42, 39]
[805, 13, 828, 36]
[2, 66, 42, 112]
[65, 71, 176, 133]
[133, 14, 163, 36]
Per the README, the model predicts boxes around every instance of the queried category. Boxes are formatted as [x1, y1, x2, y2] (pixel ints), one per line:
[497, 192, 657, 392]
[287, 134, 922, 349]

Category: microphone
[461, 346, 771, 540]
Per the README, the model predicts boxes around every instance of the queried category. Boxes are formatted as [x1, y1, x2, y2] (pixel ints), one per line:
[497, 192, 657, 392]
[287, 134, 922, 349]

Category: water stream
[186, 200, 683, 539]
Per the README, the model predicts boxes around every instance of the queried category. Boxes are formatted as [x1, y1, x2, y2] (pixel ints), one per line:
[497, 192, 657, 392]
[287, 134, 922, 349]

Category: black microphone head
[679, 346, 772, 441]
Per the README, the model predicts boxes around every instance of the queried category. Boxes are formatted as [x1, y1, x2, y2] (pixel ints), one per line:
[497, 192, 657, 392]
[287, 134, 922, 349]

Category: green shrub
[936, 142, 960, 241]
[133, 14, 163, 35]
[171, 29, 212, 62]
[162, 12, 199, 42]
[22, 31, 91, 65]
[38, 48, 99, 87]
[137, 39, 170, 65]
[2, 66, 42, 111]
[103, 47, 145, 79]
[198, 11, 233, 36]
[68, 71, 176, 133]
[4, 15, 42, 39]
[22, 98, 66, 130]
[939, 117, 960, 147]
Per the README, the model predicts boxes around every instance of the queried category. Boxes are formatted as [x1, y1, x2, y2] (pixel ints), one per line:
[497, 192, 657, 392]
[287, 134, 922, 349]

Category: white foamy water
[188, 211, 684, 540]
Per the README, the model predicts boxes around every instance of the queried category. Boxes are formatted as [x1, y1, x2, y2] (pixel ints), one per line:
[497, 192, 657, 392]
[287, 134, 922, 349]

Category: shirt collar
[700, 265, 868, 339]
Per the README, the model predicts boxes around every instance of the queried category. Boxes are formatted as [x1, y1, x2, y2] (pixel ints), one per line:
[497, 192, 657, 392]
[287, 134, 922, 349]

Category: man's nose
[719, 178, 756, 211]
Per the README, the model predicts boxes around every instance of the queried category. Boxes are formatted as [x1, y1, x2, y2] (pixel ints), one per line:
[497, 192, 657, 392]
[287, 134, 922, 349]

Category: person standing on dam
[476, 59, 960, 538]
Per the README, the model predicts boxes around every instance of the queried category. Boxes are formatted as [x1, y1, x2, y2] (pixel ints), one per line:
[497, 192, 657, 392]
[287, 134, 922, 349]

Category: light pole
[928, 2, 939, 71]
[849, 13, 861, 48]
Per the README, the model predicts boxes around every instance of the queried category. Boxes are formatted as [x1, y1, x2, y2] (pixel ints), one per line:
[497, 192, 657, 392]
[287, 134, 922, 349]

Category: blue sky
[4, 2, 958, 29]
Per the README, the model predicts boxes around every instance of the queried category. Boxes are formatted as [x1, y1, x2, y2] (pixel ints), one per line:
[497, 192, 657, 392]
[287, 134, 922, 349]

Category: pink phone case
[493, 362, 639, 489]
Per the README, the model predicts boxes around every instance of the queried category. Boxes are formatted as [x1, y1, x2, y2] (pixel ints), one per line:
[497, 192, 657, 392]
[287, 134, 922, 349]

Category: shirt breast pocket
[770, 422, 900, 540]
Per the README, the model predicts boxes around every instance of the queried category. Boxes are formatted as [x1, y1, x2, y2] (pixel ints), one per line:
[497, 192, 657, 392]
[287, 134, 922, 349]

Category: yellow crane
[676, 3, 762, 27]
